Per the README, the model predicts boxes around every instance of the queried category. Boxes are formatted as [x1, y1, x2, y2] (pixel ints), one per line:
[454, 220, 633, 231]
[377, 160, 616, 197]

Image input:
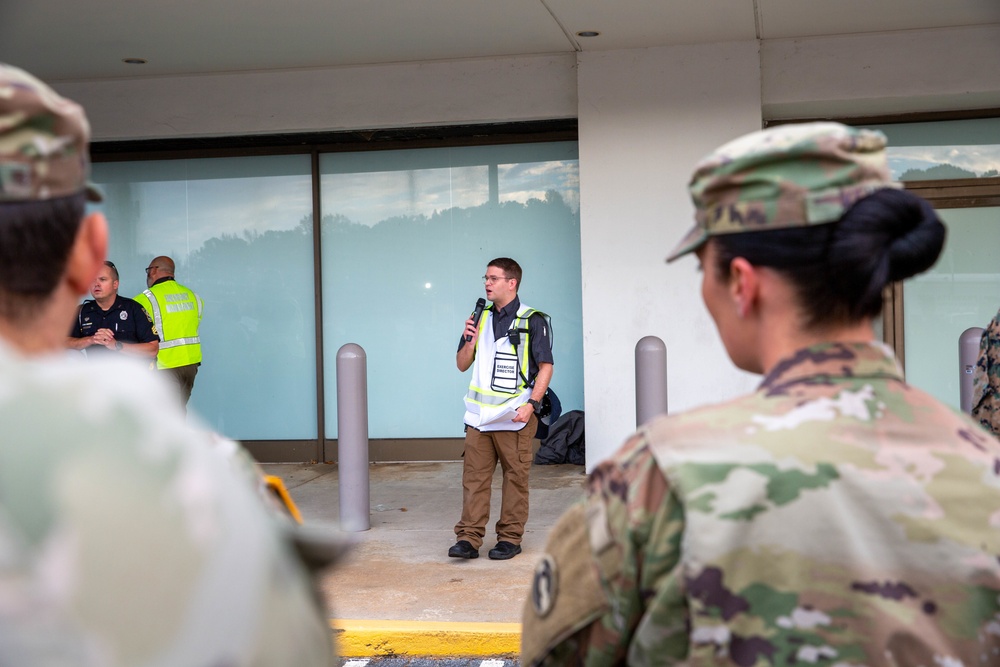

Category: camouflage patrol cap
[666, 121, 898, 262]
[0, 63, 102, 203]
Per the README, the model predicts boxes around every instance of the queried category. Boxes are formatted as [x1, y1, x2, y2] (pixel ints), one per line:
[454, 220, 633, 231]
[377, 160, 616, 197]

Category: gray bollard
[337, 343, 370, 531]
[959, 327, 985, 414]
[635, 336, 668, 428]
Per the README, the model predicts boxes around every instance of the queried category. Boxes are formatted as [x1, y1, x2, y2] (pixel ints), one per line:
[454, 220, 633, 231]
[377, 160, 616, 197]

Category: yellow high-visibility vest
[135, 280, 203, 369]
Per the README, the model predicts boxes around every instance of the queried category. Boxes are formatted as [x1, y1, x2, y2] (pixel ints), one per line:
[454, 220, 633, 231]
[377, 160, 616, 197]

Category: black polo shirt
[70, 295, 158, 357]
[458, 296, 554, 382]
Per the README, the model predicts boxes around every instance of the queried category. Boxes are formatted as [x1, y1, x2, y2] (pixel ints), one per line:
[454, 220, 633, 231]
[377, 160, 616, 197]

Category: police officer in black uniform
[67, 261, 159, 359]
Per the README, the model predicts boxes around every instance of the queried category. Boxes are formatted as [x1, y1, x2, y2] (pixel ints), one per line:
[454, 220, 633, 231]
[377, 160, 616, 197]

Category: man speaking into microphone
[449, 257, 554, 561]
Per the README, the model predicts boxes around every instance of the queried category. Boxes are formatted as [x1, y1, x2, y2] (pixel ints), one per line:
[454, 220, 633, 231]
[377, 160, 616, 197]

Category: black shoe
[488, 541, 522, 560]
[448, 540, 479, 559]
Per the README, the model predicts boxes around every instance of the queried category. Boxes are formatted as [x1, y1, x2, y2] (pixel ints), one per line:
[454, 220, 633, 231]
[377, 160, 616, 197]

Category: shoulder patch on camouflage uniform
[521, 502, 610, 666]
[531, 555, 558, 618]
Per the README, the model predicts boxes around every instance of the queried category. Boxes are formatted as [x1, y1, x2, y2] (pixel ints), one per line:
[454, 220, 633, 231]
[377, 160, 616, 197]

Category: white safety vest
[463, 304, 539, 432]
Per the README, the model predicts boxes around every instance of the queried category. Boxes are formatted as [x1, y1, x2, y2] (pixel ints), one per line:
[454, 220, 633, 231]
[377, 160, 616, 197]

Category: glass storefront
[90, 142, 582, 444]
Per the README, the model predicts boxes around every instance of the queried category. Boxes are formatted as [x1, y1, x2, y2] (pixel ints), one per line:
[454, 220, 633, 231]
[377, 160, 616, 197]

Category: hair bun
[882, 189, 946, 283]
[827, 187, 945, 321]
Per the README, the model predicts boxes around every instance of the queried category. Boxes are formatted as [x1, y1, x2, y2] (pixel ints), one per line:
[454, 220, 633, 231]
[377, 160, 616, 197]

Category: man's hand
[94, 327, 117, 350]
[462, 316, 478, 344]
[457, 316, 478, 371]
[513, 402, 534, 424]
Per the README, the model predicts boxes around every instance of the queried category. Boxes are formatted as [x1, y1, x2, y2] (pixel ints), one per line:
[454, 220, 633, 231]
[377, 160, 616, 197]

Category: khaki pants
[162, 363, 199, 410]
[454, 415, 537, 549]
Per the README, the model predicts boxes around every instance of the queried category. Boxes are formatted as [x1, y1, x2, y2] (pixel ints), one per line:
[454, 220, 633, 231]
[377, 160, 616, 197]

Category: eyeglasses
[145, 266, 157, 274]
[483, 275, 509, 285]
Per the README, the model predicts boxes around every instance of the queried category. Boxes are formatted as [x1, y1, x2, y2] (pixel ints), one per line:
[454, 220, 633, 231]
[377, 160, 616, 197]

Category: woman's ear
[65, 211, 108, 295]
[728, 257, 759, 319]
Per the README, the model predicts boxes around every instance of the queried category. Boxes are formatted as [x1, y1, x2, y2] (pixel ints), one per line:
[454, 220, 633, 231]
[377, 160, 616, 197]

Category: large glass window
[903, 206, 1000, 409]
[87, 137, 583, 451]
[320, 142, 582, 439]
[90, 156, 317, 440]
[863, 118, 1000, 409]
[871, 118, 1000, 181]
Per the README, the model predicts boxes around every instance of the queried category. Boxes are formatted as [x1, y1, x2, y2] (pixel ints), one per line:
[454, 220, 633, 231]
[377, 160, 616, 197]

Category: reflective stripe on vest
[160, 336, 201, 350]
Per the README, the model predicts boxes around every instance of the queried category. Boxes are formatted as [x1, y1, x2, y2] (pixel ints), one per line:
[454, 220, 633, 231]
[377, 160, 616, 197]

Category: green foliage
[900, 163, 979, 181]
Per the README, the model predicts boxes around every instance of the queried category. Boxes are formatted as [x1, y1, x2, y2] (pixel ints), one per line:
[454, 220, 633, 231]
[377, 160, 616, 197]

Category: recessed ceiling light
[576, 31, 600, 38]
[122, 58, 148, 65]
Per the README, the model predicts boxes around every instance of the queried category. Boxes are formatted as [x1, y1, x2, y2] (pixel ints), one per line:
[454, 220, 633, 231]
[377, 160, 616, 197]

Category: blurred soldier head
[0, 63, 107, 352]
[0, 64, 347, 665]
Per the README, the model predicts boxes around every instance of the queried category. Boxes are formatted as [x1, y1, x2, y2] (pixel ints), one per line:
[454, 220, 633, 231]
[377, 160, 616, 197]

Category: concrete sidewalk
[261, 461, 587, 657]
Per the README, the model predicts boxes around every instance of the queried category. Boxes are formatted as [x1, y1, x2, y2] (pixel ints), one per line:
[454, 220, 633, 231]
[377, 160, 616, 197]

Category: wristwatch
[115, 341, 123, 351]
[526, 398, 541, 412]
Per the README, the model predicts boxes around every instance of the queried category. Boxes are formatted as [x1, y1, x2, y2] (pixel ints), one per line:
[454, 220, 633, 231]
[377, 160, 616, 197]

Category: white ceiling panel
[1, 0, 997, 83]
[756, 0, 1000, 39]
[542, 0, 758, 50]
[0, 0, 574, 81]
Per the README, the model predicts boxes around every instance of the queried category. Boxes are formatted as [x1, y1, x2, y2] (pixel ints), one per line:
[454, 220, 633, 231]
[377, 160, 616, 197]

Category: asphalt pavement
[261, 460, 587, 660]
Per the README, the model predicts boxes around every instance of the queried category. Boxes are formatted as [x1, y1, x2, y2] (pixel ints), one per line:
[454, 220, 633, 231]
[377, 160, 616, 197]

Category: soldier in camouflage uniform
[972, 308, 1000, 437]
[0, 63, 341, 665]
[522, 122, 1000, 666]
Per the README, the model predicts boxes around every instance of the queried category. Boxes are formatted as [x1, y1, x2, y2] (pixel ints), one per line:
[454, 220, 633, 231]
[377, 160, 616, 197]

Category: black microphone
[466, 298, 486, 342]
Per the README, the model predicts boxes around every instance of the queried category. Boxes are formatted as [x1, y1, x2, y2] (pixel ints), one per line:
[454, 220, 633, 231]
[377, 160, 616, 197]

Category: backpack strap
[508, 308, 551, 386]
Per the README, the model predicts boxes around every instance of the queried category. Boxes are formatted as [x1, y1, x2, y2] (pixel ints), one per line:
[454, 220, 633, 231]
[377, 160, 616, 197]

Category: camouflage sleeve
[0, 366, 338, 667]
[522, 435, 685, 665]
[971, 313, 1000, 437]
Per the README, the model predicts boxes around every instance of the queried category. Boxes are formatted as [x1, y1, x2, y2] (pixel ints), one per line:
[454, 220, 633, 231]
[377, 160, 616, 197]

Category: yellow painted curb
[332, 619, 521, 657]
